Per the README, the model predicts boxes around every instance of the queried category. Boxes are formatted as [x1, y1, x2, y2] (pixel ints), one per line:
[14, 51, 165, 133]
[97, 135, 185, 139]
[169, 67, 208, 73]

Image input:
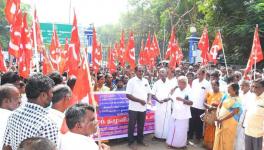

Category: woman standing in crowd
[213, 83, 242, 150]
[203, 80, 223, 150]
[166, 76, 193, 149]
[94, 73, 110, 92]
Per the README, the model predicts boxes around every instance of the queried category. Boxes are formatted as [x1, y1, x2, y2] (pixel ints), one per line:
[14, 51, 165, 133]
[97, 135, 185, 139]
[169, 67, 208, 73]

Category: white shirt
[166, 77, 178, 90]
[190, 79, 210, 110]
[48, 108, 65, 131]
[126, 76, 151, 112]
[170, 87, 192, 120]
[239, 91, 255, 111]
[0, 108, 11, 148]
[60, 131, 98, 150]
[152, 79, 171, 100]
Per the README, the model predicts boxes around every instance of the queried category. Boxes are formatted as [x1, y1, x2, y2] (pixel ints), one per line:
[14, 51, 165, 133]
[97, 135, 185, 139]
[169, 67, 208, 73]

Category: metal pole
[219, 30, 229, 76]
[32, 3, 39, 72]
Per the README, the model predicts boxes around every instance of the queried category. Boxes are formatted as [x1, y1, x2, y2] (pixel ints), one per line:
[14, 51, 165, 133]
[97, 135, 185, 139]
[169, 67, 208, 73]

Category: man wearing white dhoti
[166, 76, 193, 148]
[152, 68, 172, 140]
[235, 80, 255, 150]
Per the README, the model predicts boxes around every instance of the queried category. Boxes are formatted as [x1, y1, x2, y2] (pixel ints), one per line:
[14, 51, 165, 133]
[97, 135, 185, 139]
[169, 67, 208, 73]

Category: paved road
[108, 134, 206, 150]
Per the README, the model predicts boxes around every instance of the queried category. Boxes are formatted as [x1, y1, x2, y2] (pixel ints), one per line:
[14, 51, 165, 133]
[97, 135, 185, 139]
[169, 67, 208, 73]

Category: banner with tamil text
[94, 92, 154, 140]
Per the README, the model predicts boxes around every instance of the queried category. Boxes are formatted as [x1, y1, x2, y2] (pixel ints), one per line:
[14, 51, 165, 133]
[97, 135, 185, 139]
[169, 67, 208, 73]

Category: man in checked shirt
[2, 73, 58, 150]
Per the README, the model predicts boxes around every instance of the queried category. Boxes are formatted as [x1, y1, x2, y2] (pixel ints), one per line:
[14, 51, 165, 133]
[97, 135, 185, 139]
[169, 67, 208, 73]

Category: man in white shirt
[48, 84, 72, 133]
[126, 65, 152, 148]
[152, 68, 172, 140]
[60, 103, 109, 150]
[0, 84, 21, 148]
[188, 69, 210, 141]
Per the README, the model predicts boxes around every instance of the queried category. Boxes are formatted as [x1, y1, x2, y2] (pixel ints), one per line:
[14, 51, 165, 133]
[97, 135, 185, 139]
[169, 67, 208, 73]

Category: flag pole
[32, 4, 39, 73]
[82, 47, 102, 148]
[253, 24, 258, 80]
[219, 30, 229, 76]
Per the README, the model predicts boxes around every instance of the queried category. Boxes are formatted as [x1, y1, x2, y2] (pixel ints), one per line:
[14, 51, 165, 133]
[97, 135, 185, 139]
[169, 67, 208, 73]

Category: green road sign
[40, 23, 72, 45]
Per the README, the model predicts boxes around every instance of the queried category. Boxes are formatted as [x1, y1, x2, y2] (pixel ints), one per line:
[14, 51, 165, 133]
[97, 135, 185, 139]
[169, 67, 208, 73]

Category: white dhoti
[154, 101, 171, 139]
[166, 118, 189, 148]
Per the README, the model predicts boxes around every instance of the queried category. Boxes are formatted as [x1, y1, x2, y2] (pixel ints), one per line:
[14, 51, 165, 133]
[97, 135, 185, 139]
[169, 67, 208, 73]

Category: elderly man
[48, 84, 72, 133]
[2, 73, 58, 150]
[244, 79, 264, 150]
[0, 84, 21, 148]
[152, 68, 172, 140]
[61, 103, 110, 150]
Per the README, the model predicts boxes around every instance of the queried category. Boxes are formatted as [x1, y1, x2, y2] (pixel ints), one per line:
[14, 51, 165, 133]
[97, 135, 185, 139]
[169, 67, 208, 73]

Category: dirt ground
[108, 134, 206, 150]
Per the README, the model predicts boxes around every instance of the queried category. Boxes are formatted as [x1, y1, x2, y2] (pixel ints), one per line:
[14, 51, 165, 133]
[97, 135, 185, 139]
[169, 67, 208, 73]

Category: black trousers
[245, 134, 263, 150]
[188, 107, 205, 140]
[128, 110, 146, 144]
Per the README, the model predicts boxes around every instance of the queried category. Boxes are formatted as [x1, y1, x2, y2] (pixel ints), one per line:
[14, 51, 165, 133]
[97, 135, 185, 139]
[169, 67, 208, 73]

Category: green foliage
[0, 0, 10, 50]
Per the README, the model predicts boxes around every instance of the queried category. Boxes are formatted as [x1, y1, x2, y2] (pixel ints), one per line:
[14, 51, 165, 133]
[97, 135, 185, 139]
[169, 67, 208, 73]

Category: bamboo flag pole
[82, 47, 102, 147]
[219, 30, 229, 77]
[32, 4, 39, 72]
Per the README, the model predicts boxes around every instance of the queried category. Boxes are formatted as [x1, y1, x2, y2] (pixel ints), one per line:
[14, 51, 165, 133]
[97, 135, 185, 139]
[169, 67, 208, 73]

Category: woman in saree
[213, 83, 242, 150]
[203, 80, 223, 149]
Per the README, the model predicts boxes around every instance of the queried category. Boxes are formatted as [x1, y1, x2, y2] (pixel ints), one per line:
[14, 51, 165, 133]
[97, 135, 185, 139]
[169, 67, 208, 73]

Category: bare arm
[126, 94, 146, 106]
[2, 145, 12, 150]
[176, 97, 193, 106]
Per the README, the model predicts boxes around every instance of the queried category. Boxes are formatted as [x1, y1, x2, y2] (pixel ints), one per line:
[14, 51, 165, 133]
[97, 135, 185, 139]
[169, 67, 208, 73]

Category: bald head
[0, 84, 21, 110]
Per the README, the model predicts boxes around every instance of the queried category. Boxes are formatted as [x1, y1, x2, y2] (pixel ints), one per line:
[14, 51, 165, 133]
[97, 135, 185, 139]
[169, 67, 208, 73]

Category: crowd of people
[0, 62, 264, 150]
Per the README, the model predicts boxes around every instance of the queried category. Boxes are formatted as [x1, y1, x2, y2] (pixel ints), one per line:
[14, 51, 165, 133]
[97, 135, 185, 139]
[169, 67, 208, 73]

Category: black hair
[48, 71, 63, 85]
[52, 84, 71, 104]
[97, 73, 105, 81]
[67, 77, 76, 90]
[211, 80, 220, 87]
[25, 73, 55, 100]
[18, 137, 56, 150]
[65, 103, 95, 129]
[230, 83, 239, 96]
[254, 79, 264, 88]
[1, 71, 20, 85]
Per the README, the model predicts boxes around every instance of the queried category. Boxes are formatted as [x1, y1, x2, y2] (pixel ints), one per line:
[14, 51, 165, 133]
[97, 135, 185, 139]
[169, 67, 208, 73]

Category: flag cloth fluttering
[198, 27, 210, 65]
[125, 32, 136, 69]
[209, 31, 223, 64]
[244, 25, 263, 78]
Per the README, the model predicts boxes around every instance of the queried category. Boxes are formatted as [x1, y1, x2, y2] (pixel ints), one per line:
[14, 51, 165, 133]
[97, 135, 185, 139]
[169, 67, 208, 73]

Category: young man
[2, 73, 58, 150]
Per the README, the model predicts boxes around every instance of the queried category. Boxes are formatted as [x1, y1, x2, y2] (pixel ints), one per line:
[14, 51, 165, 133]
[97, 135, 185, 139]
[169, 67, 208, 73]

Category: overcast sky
[22, 0, 128, 26]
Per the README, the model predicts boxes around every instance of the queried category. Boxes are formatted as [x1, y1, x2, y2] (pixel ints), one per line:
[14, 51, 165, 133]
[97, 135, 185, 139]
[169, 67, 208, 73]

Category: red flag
[0, 46, 7, 72]
[150, 33, 160, 58]
[8, 9, 22, 58]
[138, 39, 146, 65]
[18, 13, 32, 78]
[113, 42, 119, 60]
[125, 32, 136, 69]
[198, 27, 210, 65]
[210, 31, 223, 64]
[244, 25, 263, 77]
[42, 53, 54, 75]
[67, 43, 79, 76]
[72, 58, 94, 105]
[144, 33, 151, 66]
[59, 38, 69, 74]
[107, 47, 116, 73]
[70, 11, 80, 59]
[165, 27, 176, 59]
[168, 40, 183, 68]
[92, 27, 102, 73]
[4, 0, 20, 25]
[119, 31, 126, 67]
[49, 27, 61, 70]
[32, 9, 44, 53]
